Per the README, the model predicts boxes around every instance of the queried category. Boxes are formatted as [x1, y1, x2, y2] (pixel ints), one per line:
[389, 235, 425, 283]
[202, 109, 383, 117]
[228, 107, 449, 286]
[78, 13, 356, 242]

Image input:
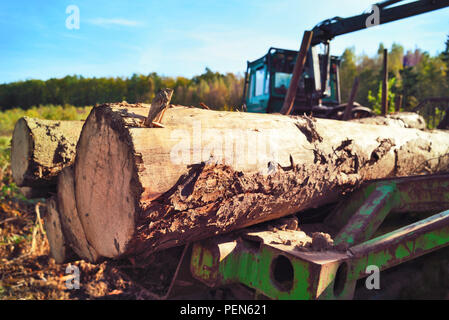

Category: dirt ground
[0, 163, 194, 300]
[0, 200, 170, 300]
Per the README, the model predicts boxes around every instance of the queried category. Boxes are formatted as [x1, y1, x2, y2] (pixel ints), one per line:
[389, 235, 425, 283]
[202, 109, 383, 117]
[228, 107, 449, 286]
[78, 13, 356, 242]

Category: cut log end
[11, 118, 33, 186]
[43, 198, 69, 263]
[11, 117, 84, 187]
[58, 167, 99, 262]
[74, 107, 138, 258]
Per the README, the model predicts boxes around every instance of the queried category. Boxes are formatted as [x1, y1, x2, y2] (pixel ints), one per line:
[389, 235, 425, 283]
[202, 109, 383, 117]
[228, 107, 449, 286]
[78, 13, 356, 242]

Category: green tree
[0, 69, 243, 111]
[339, 47, 357, 102]
[367, 77, 397, 114]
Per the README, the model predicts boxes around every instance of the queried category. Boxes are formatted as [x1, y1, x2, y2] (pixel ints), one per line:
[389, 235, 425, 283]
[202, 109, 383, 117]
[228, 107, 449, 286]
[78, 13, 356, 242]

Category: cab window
[273, 72, 292, 95]
[254, 68, 265, 96]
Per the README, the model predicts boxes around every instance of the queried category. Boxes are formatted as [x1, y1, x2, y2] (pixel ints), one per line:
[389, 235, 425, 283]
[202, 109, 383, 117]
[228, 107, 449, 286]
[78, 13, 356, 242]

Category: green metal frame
[190, 174, 449, 299]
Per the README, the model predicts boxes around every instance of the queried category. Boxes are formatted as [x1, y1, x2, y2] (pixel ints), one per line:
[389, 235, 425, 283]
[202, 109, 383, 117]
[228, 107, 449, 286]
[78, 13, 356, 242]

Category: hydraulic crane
[242, 0, 449, 118]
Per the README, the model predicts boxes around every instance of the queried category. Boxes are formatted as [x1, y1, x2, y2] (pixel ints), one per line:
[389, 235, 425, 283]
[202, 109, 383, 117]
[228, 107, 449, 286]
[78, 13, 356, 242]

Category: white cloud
[88, 18, 143, 28]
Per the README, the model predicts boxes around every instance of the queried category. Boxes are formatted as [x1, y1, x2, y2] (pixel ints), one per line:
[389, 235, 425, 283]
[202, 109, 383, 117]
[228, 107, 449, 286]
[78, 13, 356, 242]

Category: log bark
[73, 103, 449, 260]
[57, 167, 99, 262]
[11, 117, 84, 187]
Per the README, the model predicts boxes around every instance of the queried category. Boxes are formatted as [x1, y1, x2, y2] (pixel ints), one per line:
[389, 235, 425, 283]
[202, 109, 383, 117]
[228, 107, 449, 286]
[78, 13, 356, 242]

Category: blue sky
[1, 0, 448, 83]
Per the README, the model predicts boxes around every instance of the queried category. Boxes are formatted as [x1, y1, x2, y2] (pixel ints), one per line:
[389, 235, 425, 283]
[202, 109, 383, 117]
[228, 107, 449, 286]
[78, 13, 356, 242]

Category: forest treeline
[340, 37, 449, 113]
[0, 68, 243, 111]
[0, 37, 448, 112]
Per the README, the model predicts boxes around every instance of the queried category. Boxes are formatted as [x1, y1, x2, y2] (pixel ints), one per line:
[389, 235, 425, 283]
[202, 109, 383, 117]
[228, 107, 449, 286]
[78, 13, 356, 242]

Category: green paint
[191, 242, 314, 300]
[395, 245, 409, 260]
[191, 176, 449, 300]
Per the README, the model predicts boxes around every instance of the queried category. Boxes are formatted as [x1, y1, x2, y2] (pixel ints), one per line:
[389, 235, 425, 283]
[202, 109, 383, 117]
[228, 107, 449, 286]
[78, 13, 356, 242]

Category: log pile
[11, 103, 449, 263]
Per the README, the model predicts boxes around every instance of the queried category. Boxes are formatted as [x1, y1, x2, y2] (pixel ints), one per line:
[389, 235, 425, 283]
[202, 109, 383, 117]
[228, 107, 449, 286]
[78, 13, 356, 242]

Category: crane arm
[311, 0, 449, 45]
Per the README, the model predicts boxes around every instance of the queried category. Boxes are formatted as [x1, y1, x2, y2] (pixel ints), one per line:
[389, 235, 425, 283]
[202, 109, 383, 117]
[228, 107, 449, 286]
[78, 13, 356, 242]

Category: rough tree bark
[11, 117, 84, 187]
[73, 103, 449, 260]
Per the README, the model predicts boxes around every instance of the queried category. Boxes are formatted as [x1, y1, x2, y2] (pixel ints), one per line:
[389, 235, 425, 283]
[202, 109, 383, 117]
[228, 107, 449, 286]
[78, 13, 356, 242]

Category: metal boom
[311, 0, 449, 45]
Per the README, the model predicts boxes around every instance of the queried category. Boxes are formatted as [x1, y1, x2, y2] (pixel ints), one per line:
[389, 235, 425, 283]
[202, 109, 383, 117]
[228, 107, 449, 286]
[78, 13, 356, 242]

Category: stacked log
[11, 117, 84, 187]
[11, 106, 449, 263]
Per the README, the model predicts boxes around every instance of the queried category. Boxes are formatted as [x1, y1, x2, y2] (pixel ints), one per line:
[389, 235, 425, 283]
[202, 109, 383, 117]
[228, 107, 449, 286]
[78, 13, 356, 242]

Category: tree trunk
[11, 117, 84, 187]
[57, 167, 99, 262]
[73, 103, 449, 260]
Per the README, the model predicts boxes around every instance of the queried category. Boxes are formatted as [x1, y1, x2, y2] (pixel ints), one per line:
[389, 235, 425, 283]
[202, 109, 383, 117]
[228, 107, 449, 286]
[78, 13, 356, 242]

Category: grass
[0, 104, 92, 136]
[0, 136, 10, 171]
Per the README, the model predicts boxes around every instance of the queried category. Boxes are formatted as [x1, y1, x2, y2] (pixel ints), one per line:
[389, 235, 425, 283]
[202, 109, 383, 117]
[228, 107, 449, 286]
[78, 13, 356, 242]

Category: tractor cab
[243, 47, 342, 116]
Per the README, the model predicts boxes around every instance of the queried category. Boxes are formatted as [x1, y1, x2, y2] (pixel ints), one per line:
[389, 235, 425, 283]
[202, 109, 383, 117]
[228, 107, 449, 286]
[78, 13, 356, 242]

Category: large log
[74, 103, 449, 260]
[10, 112, 425, 189]
[11, 117, 84, 187]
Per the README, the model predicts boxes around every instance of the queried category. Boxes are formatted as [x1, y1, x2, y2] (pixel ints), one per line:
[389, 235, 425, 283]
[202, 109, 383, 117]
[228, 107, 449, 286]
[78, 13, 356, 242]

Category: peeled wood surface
[11, 117, 84, 187]
[57, 167, 99, 262]
[74, 103, 449, 260]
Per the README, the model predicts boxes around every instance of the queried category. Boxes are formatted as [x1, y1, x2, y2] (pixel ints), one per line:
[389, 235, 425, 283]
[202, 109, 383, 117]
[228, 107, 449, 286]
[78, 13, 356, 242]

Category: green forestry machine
[242, 0, 449, 119]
